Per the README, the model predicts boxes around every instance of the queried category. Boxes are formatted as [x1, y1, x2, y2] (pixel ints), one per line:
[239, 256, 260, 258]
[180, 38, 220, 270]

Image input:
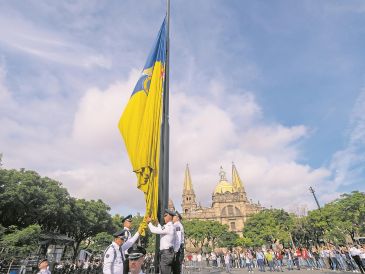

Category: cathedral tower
[181, 164, 198, 213]
[232, 162, 248, 202]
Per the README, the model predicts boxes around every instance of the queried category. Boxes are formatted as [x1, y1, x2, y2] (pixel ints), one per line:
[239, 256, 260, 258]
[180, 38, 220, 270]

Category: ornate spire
[168, 198, 175, 211]
[183, 164, 194, 193]
[182, 164, 197, 214]
[232, 162, 246, 193]
[219, 166, 227, 181]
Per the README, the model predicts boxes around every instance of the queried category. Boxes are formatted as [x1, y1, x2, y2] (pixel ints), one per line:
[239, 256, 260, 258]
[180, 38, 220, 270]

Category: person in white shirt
[37, 259, 51, 274]
[121, 214, 133, 274]
[224, 251, 231, 273]
[197, 253, 202, 271]
[103, 229, 139, 274]
[147, 209, 176, 274]
[127, 245, 146, 274]
[172, 211, 184, 274]
[350, 245, 365, 274]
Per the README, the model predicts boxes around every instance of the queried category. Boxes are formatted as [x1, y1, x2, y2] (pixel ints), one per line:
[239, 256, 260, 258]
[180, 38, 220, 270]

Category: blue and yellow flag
[118, 18, 166, 234]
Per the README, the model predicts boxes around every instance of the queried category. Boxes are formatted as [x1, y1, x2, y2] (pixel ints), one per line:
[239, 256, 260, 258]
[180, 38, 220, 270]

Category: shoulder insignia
[176, 227, 181, 231]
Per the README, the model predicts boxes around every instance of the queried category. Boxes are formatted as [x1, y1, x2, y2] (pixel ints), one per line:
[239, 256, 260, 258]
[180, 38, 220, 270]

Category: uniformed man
[122, 214, 133, 240]
[121, 214, 136, 274]
[37, 259, 51, 274]
[127, 245, 147, 274]
[103, 229, 140, 274]
[146, 209, 176, 274]
[172, 211, 184, 274]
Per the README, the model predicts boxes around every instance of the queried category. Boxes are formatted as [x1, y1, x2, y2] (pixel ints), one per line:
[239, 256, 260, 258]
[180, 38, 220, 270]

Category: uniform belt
[160, 247, 174, 253]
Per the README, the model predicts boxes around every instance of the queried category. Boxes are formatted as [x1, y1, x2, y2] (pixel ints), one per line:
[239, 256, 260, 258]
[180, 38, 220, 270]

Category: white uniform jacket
[102, 233, 139, 274]
[148, 221, 176, 250]
[173, 221, 184, 252]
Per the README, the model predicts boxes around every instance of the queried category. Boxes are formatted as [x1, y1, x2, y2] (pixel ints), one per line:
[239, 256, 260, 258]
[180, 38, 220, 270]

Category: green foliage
[67, 199, 114, 258]
[218, 231, 239, 248]
[85, 232, 113, 254]
[0, 168, 114, 259]
[184, 220, 228, 248]
[0, 224, 41, 258]
[0, 168, 73, 233]
[291, 191, 365, 246]
[236, 236, 254, 247]
[112, 214, 124, 231]
[0, 166, 364, 258]
[332, 191, 365, 237]
[242, 209, 294, 247]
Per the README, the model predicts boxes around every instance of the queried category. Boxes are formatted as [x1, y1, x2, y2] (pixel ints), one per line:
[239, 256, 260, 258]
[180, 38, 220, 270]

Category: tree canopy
[184, 219, 229, 249]
[242, 208, 294, 247]
[0, 168, 115, 259]
[241, 191, 365, 247]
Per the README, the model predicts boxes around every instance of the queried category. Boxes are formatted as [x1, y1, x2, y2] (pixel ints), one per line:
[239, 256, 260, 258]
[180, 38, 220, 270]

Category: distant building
[181, 163, 263, 236]
[288, 204, 308, 217]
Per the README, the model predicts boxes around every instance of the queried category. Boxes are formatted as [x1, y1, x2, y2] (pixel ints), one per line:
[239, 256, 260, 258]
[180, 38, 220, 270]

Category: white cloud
[72, 70, 139, 149]
[1, 1, 363, 218]
[0, 61, 337, 213]
[167, 84, 330, 211]
[0, 12, 111, 68]
[330, 89, 365, 187]
[0, 61, 12, 104]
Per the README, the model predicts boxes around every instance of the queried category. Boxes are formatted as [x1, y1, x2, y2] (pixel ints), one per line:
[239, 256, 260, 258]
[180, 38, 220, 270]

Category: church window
[185, 209, 188, 213]
[230, 222, 236, 230]
[227, 205, 234, 215]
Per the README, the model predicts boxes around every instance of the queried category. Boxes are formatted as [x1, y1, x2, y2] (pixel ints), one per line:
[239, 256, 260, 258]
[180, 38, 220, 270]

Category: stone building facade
[181, 164, 262, 236]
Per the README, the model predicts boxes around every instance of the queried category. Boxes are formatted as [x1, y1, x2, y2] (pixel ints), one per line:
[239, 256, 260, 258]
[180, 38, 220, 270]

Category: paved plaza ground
[183, 267, 359, 274]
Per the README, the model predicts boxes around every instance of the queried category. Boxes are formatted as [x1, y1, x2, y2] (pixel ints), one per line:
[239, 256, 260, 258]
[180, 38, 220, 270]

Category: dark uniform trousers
[123, 258, 129, 274]
[172, 244, 184, 274]
[123, 230, 131, 274]
[352, 255, 365, 274]
[160, 247, 175, 274]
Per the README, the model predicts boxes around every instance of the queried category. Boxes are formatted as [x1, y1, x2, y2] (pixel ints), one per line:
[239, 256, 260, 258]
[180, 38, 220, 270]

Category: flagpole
[164, 0, 170, 216]
[155, 0, 170, 272]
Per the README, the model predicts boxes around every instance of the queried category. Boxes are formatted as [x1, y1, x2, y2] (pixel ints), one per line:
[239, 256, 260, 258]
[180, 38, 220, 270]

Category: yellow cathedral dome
[214, 166, 235, 194]
[214, 180, 234, 194]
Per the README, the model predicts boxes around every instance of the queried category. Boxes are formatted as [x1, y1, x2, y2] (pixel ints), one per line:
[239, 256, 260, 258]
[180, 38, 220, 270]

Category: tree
[235, 236, 254, 247]
[184, 220, 229, 249]
[0, 224, 41, 259]
[218, 231, 239, 248]
[84, 232, 112, 254]
[67, 199, 114, 259]
[332, 191, 365, 239]
[242, 209, 294, 247]
[112, 214, 124, 231]
[292, 191, 365, 246]
[0, 168, 117, 260]
[0, 168, 74, 232]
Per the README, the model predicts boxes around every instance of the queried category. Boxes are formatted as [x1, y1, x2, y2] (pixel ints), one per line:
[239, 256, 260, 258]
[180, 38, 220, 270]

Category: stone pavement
[182, 266, 359, 274]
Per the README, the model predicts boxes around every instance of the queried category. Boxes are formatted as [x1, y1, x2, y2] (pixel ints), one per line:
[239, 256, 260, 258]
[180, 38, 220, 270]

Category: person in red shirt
[275, 250, 284, 272]
[187, 254, 192, 267]
[301, 247, 311, 269]
[294, 247, 302, 270]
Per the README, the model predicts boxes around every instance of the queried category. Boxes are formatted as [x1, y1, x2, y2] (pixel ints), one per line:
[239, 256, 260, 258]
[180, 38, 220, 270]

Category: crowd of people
[2, 209, 364, 274]
[183, 243, 365, 273]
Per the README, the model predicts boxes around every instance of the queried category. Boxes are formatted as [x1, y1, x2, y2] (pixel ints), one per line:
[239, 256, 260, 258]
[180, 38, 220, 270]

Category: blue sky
[0, 0, 364, 215]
